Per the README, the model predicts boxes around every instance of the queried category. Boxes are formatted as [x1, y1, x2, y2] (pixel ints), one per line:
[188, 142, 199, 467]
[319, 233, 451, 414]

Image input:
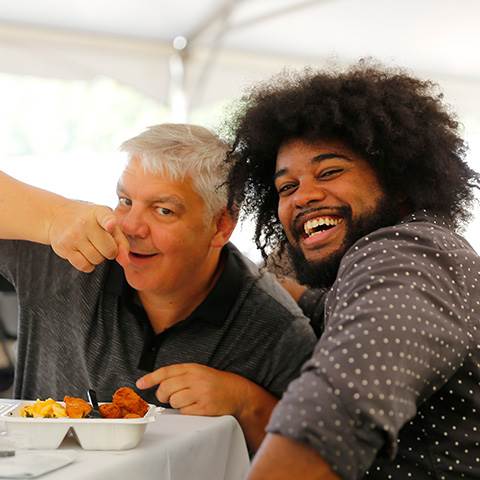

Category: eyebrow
[274, 152, 351, 181]
[116, 183, 185, 209]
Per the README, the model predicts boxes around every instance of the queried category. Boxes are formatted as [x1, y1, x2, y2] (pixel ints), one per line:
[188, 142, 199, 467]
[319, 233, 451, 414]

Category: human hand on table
[136, 363, 248, 416]
[137, 363, 278, 451]
[49, 201, 129, 272]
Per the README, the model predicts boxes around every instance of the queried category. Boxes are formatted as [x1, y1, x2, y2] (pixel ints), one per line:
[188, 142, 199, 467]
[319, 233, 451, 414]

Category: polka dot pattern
[267, 212, 480, 479]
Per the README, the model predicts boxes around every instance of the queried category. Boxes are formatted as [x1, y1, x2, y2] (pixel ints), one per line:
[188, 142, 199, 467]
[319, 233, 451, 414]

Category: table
[1, 409, 250, 480]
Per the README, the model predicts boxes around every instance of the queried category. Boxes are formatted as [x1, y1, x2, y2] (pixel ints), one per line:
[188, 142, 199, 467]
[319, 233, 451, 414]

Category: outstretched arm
[0, 171, 128, 271]
[248, 434, 340, 480]
[136, 363, 278, 452]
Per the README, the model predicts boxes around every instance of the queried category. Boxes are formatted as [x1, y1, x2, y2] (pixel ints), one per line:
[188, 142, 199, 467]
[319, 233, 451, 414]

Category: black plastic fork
[87, 389, 102, 418]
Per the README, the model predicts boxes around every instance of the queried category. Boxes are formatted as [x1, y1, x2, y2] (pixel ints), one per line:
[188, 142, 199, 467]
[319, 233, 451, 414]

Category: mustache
[292, 205, 351, 239]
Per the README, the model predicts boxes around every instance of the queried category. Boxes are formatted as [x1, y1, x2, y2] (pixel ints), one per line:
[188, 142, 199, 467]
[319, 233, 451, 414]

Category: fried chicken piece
[99, 403, 124, 419]
[64, 396, 92, 419]
[112, 387, 149, 417]
[123, 413, 141, 419]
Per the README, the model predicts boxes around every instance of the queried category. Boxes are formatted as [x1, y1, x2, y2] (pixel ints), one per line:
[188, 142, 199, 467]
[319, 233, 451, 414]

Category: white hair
[120, 123, 231, 217]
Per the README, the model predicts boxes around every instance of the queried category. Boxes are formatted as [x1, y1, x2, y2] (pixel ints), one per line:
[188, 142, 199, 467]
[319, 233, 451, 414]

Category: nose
[118, 207, 149, 239]
[291, 179, 327, 209]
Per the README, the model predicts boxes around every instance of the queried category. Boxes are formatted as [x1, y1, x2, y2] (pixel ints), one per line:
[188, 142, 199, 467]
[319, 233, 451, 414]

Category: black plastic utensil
[87, 389, 102, 418]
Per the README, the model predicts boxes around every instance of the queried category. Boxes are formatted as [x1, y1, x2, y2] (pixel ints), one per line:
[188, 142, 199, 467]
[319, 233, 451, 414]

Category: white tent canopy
[1, 0, 480, 118]
[0, 0, 479, 255]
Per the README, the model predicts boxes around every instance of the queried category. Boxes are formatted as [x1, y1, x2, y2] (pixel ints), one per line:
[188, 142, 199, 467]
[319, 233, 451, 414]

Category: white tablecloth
[2, 411, 250, 480]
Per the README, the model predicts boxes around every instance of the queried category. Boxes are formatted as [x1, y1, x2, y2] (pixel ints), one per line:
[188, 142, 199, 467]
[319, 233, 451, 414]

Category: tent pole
[168, 43, 189, 122]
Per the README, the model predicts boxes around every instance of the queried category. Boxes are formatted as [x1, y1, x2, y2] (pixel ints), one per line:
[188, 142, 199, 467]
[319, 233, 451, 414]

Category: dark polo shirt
[106, 245, 243, 373]
[0, 241, 316, 405]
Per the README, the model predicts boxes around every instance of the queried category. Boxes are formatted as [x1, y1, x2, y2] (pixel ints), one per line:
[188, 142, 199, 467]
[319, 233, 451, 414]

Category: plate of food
[0, 387, 157, 450]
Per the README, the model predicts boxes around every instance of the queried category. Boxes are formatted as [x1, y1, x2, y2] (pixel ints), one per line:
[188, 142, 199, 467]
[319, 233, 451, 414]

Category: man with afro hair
[226, 61, 480, 479]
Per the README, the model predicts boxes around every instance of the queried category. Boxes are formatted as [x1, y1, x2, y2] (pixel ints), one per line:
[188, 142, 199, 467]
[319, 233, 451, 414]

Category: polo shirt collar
[104, 260, 126, 296]
[103, 243, 243, 327]
[188, 244, 243, 327]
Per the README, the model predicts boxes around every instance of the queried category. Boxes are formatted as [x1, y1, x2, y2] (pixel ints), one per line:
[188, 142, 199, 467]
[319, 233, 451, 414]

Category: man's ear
[210, 208, 237, 248]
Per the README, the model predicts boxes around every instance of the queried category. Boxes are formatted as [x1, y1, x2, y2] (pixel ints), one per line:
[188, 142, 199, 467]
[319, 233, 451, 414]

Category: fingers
[50, 203, 126, 272]
[96, 209, 130, 262]
[97, 210, 117, 234]
[168, 389, 196, 410]
[178, 403, 205, 416]
[87, 223, 118, 260]
[137, 364, 194, 390]
[137, 368, 174, 390]
[136, 364, 234, 416]
[66, 207, 128, 269]
[136, 371, 163, 390]
[89, 208, 122, 260]
[67, 250, 96, 273]
[65, 239, 111, 272]
[111, 225, 130, 261]
[53, 237, 100, 271]
[137, 366, 194, 407]
[154, 375, 190, 403]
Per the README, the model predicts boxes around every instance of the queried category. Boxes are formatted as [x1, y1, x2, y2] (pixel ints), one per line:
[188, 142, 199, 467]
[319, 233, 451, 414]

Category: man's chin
[301, 244, 341, 266]
[287, 243, 344, 290]
[122, 268, 147, 290]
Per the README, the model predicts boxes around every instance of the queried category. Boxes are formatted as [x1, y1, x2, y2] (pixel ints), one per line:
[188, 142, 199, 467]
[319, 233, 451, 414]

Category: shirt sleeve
[0, 239, 20, 286]
[0, 240, 72, 297]
[267, 223, 471, 479]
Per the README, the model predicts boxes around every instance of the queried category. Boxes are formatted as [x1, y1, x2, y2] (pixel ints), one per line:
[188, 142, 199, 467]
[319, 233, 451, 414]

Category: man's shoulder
[346, 212, 472, 259]
[337, 211, 477, 286]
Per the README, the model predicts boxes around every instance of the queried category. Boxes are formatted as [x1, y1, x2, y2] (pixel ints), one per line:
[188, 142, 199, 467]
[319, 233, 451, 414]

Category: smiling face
[114, 157, 232, 297]
[275, 138, 401, 287]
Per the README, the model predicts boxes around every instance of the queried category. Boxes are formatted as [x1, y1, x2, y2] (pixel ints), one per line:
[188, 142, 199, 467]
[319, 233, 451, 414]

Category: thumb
[112, 225, 130, 261]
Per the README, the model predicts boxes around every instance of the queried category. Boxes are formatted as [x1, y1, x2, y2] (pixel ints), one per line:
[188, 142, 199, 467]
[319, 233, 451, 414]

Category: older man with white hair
[0, 123, 316, 451]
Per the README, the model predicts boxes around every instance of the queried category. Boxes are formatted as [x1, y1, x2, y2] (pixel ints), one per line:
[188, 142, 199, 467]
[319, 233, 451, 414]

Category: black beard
[287, 196, 402, 289]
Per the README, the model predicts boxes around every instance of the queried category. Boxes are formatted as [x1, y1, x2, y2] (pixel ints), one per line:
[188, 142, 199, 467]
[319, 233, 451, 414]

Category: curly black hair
[225, 60, 479, 263]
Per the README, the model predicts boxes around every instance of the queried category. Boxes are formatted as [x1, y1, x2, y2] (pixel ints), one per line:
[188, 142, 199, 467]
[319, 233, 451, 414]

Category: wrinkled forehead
[118, 157, 199, 200]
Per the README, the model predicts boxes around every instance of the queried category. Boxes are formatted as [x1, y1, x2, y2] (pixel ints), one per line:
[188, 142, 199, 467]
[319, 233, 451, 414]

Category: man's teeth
[303, 217, 342, 236]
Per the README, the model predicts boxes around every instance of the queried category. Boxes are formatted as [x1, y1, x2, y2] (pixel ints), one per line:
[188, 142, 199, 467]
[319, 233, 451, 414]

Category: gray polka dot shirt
[267, 211, 480, 479]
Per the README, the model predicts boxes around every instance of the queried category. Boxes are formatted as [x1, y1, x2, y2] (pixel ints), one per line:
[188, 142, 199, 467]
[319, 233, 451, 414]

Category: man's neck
[138, 251, 225, 334]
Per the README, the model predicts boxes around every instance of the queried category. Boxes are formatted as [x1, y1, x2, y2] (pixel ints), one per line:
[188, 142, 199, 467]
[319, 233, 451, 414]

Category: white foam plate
[0, 399, 157, 450]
